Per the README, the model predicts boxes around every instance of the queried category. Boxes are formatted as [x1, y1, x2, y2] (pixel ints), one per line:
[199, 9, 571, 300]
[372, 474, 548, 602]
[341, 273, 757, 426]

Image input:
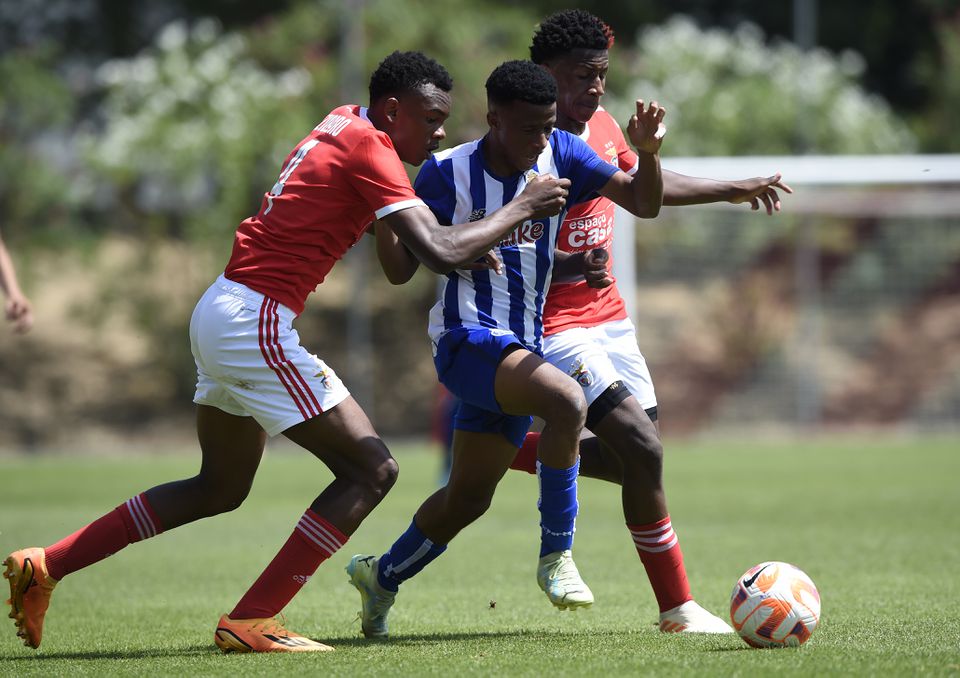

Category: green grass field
[1, 437, 959, 676]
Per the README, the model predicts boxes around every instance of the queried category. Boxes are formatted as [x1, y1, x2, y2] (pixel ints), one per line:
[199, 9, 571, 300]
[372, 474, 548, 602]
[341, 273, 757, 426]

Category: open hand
[728, 173, 794, 215]
[627, 99, 667, 155]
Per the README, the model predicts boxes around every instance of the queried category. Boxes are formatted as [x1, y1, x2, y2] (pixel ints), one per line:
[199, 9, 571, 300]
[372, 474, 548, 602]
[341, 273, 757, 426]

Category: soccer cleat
[4, 547, 58, 649]
[659, 600, 734, 633]
[214, 614, 334, 653]
[537, 550, 594, 611]
[346, 554, 396, 638]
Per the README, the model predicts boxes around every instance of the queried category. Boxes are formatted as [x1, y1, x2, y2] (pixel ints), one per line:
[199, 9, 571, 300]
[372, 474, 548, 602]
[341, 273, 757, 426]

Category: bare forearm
[374, 221, 420, 285]
[631, 152, 663, 218]
[394, 200, 534, 274]
[386, 175, 569, 273]
[552, 250, 584, 282]
[0, 245, 23, 297]
[663, 170, 735, 206]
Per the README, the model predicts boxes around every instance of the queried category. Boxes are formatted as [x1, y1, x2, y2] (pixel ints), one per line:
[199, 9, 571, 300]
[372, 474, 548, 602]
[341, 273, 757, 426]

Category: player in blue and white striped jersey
[419, 119, 613, 355]
[348, 60, 666, 638]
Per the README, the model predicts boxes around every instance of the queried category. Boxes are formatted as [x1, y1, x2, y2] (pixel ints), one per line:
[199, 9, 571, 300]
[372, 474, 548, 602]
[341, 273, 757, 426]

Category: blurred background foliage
[0, 0, 956, 446]
[2, 0, 954, 247]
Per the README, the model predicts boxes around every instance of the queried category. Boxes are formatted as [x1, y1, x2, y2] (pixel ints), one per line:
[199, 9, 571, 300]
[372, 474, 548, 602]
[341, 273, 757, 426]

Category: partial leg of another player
[515, 321, 732, 632]
[4, 405, 267, 650]
[590, 397, 731, 633]
[347, 344, 589, 638]
[492, 345, 593, 611]
[216, 396, 398, 652]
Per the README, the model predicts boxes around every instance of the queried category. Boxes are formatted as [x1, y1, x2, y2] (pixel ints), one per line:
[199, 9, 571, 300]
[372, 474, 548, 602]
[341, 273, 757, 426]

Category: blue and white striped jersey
[416, 130, 618, 355]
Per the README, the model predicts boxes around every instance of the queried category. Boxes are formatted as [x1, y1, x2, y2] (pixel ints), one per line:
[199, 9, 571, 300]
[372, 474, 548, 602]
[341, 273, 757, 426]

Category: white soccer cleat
[537, 550, 594, 610]
[346, 554, 396, 638]
[659, 600, 734, 633]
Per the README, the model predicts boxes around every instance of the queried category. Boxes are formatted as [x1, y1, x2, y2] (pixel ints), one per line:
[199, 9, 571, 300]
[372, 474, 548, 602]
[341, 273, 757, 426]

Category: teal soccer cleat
[346, 554, 396, 638]
[537, 550, 594, 610]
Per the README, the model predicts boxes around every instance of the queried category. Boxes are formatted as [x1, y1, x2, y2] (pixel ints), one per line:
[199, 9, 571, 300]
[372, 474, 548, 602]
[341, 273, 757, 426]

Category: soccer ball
[729, 561, 821, 648]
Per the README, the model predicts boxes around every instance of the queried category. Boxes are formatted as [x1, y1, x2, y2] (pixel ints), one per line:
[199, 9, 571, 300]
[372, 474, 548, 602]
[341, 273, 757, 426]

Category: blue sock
[376, 519, 447, 592]
[537, 459, 579, 557]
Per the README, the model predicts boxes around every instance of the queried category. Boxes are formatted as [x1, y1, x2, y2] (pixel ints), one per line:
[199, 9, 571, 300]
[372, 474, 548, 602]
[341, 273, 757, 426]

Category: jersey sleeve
[345, 133, 425, 219]
[556, 131, 620, 206]
[413, 157, 456, 226]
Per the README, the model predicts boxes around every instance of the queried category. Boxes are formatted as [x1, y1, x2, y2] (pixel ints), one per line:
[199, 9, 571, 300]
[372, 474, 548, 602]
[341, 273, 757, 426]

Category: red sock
[628, 516, 693, 613]
[44, 493, 164, 581]
[510, 432, 539, 474]
[230, 509, 347, 619]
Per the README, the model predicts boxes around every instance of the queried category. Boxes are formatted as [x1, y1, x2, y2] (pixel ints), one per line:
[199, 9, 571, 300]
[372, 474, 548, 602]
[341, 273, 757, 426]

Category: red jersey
[543, 107, 639, 335]
[225, 105, 423, 315]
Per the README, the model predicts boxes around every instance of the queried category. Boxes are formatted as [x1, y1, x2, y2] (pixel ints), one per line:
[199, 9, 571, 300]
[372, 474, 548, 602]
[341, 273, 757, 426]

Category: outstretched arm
[0, 234, 33, 333]
[663, 171, 793, 214]
[596, 99, 666, 219]
[382, 174, 569, 275]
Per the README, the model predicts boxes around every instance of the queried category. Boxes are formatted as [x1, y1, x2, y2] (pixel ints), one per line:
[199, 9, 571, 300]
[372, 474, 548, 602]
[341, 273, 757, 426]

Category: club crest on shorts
[569, 358, 593, 387]
[313, 359, 341, 390]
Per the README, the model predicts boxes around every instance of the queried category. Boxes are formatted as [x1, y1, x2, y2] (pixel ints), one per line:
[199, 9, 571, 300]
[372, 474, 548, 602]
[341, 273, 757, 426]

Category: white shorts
[541, 317, 657, 410]
[190, 275, 350, 436]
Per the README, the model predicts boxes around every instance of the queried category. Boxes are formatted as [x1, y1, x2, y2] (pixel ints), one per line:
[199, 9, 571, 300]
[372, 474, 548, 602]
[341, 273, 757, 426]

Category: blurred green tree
[83, 0, 540, 242]
[84, 18, 316, 242]
[604, 16, 916, 156]
[0, 47, 75, 246]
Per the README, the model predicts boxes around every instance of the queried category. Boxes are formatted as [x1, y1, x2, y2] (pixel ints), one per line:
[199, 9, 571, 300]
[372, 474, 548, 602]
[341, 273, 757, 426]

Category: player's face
[391, 84, 451, 166]
[487, 100, 557, 174]
[544, 49, 609, 128]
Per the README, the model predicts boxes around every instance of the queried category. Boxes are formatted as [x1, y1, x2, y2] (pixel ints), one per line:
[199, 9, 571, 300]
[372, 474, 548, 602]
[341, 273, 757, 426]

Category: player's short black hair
[485, 60, 556, 106]
[529, 9, 615, 64]
[368, 50, 453, 103]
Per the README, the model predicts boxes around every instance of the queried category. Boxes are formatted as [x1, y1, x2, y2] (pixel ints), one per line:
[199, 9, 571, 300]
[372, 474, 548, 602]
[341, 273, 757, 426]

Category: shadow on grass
[2, 644, 213, 661]
[705, 645, 756, 653]
[331, 627, 660, 647]
[3, 629, 744, 659]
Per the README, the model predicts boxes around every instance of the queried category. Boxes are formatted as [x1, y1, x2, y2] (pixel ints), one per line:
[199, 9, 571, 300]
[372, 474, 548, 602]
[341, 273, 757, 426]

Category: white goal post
[613, 154, 960, 318]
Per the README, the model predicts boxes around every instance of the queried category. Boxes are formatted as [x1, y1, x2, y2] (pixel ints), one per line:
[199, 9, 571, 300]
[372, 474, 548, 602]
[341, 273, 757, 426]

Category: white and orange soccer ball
[729, 561, 821, 648]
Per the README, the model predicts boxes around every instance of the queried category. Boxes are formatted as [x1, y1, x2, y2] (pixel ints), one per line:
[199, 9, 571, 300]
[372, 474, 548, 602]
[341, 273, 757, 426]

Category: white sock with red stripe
[45, 492, 164, 581]
[230, 508, 347, 619]
[628, 515, 693, 613]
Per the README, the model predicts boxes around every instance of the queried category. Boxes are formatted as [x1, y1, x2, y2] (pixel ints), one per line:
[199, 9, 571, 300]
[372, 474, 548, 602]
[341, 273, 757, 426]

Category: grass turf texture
[1, 437, 958, 676]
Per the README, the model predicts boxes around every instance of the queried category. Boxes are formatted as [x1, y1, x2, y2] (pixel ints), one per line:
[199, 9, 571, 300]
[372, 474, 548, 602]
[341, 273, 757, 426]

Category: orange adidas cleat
[214, 614, 334, 653]
[4, 547, 58, 649]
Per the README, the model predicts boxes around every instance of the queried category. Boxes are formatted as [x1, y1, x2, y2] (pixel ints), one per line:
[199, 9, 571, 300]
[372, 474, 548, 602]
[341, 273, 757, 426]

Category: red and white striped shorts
[189, 275, 350, 436]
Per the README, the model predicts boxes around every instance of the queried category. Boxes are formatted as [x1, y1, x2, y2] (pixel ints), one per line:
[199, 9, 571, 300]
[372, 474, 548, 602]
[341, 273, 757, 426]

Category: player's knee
[370, 455, 400, 498]
[193, 474, 252, 516]
[350, 441, 399, 501]
[542, 378, 588, 430]
[218, 487, 251, 514]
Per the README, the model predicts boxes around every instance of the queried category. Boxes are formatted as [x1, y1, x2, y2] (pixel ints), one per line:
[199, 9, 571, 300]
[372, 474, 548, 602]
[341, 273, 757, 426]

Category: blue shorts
[433, 327, 534, 448]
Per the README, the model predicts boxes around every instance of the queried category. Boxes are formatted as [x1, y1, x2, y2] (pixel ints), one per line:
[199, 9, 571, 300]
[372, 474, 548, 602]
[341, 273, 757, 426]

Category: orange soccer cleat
[4, 547, 59, 649]
[214, 614, 334, 653]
